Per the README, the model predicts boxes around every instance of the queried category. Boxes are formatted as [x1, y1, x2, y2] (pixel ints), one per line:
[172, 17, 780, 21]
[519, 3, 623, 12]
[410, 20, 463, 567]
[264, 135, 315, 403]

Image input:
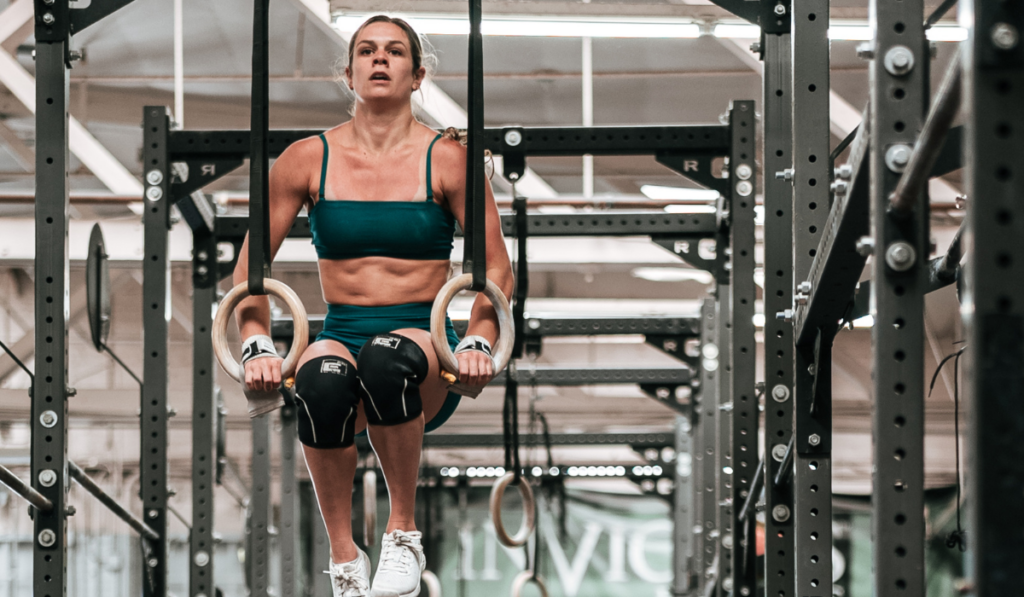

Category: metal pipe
[889, 49, 962, 214]
[737, 457, 765, 523]
[773, 436, 795, 488]
[0, 464, 53, 512]
[68, 461, 160, 541]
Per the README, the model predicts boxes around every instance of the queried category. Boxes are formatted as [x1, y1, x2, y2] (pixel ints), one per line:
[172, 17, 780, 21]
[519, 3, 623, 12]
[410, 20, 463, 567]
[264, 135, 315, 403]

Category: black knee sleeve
[356, 334, 430, 426]
[293, 356, 360, 448]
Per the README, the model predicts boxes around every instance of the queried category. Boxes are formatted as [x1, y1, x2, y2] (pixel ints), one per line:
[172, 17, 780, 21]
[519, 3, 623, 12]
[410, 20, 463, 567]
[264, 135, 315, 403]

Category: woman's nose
[373, 53, 388, 65]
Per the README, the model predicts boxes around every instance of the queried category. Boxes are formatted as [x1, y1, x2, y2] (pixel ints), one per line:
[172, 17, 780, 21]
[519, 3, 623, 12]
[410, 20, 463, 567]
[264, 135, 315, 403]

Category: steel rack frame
[31, 2, 149, 595]
[964, 1, 1024, 595]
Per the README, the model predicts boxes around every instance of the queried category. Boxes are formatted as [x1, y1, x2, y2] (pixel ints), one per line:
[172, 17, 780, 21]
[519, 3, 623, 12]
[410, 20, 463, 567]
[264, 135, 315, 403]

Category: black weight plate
[86, 223, 111, 351]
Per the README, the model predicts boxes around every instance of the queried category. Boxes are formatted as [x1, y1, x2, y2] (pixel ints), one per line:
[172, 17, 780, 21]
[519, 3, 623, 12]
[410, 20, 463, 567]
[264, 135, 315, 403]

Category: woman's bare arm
[232, 137, 317, 389]
[437, 138, 514, 384]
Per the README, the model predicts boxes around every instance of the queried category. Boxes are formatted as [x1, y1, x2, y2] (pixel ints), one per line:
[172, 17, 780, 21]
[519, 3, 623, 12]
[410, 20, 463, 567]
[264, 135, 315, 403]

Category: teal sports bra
[308, 133, 456, 261]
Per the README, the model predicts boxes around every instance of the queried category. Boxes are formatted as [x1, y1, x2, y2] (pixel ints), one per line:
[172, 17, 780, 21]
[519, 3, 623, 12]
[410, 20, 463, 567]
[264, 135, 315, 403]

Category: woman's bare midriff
[318, 256, 452, 305]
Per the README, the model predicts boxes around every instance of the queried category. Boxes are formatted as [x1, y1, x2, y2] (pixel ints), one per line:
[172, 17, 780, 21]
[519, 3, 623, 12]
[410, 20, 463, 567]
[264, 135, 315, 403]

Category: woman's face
[346, 22, 425, 104]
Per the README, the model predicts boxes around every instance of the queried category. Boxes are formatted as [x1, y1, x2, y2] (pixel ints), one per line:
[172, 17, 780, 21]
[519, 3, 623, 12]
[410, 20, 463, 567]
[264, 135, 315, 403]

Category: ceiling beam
[292, 0, 558, 198]
[0, 118, 32, 172]
[0, 0, 143, 196]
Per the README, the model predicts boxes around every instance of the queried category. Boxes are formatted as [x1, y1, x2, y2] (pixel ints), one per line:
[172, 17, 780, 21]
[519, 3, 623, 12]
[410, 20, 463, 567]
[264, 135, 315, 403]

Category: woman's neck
[349, 101, 418, 155]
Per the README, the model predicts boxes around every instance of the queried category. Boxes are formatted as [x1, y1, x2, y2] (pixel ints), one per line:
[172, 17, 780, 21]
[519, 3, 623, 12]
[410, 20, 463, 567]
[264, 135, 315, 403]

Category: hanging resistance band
[249, 0, 271, 295]
[463, 0, 487, 292]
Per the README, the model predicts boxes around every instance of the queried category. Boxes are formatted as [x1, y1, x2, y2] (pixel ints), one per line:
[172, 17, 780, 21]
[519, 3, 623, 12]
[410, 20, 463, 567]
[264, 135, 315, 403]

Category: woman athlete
[232, 15, 513, 597]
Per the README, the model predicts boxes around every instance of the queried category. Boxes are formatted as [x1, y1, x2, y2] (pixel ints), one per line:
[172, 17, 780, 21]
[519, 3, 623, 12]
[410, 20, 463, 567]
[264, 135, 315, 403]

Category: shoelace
[325, 565, 369, 595]
[378, 532, 418, 573]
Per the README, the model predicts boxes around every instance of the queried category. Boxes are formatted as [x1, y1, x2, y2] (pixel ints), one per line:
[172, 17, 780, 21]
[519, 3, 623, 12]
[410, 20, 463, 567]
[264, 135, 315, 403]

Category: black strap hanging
[463, 0, 487, 292]
[503, 362, 521, 485]
[511, 191, 529, 359]
[248, 0, 272, 295]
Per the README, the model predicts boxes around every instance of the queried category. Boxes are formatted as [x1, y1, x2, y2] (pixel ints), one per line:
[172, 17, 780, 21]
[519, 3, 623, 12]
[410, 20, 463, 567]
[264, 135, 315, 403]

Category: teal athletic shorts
[314, 302, 461, 433]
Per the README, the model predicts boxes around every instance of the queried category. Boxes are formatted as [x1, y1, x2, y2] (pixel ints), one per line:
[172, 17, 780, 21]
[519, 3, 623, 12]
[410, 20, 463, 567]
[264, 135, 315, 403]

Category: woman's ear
[412, 65, 426, 91]
[345, 66, 354, 89]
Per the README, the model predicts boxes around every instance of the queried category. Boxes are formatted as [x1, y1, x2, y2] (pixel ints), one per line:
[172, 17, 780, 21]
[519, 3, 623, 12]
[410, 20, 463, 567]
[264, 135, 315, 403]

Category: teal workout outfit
[308, 133, 462, 433]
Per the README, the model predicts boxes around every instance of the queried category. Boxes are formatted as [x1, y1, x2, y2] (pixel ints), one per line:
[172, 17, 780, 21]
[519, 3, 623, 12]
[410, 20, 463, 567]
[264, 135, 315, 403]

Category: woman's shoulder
[276, 123, 350, 165]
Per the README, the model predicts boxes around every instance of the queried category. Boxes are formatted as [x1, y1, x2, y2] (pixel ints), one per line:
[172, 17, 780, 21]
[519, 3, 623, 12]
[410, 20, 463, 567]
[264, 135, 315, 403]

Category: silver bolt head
[736, 180, 753, 197]
[808, 433, 822, 446]
[741, 587, 751, 596]
[196, 265, 208, 276]
[194, 550, 210, 567]
[749, 41, 761, 54]
[832, 180, 849, 196]
[772, 504, 791, 522]
[772, 444, 788, 462]
[38, 469, 57, 487]
[722, 577, 735, 592]
[884, 46, 915, 76]
[148, 509, 159, 519]
[196, 250, 208, 261]
[503, 130, 522, 147]
[885, 241, 917, 272]
[775, 309, 794, 323]
[736, 164, 753, 181]
[855, 236, 875, 256]
[808, 363, 817, 376]
[146, 186, 164, 201]
[856, 43, 875, 60]
[836, 164, 853, 180]
[795, 293, 809, 306]
[146, 170, 164, 185]
[38, 529, 57, 547]
[39, 410, 58, 428]
[771, 384, 790, 402]
[43, 0, 55, 4]
[65, 505, 76, 516]
[527, 319, 541, 330]
[797, 281, 812, 294]
[42, 12, 55, 25]
[773, 3, 786, 15]
[722, 534, 734, 550]
[147, 557, 159, 568]
[885, 144, 913, 173]
[992, 23, 1020, 50]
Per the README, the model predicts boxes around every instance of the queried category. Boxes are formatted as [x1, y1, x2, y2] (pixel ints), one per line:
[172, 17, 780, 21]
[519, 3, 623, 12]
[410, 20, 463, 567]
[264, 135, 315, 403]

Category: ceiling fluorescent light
[631, 267, 714, 284]
[641, 185, 720, 201]
[334, 15, 701, 38]
[713, 24, 760, 39]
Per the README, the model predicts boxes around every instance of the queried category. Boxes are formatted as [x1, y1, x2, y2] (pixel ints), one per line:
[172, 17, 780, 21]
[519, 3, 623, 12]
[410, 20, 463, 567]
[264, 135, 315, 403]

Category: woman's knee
[355, 332, 433, 426]
[294, 340, 361, 448]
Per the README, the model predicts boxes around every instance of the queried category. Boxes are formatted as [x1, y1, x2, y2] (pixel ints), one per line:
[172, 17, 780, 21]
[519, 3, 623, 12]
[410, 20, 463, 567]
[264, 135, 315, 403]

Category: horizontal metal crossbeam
[272, 316, 700, 340]
[357, 432, 674, 449]
[216, 212, 717, 242]
[490, 367, 692, 386]
[168, 125, 729, 159]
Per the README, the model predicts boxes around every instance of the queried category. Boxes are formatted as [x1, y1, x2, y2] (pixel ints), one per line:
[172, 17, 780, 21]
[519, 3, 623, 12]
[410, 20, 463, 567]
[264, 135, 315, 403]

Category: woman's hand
[456, 350, 495, 388]
[245, 356, 284, 392]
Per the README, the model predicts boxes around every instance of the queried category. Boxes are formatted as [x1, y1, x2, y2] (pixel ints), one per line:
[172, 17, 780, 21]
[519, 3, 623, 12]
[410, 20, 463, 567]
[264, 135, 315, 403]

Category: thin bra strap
[425, 133, 442, 201]
[317, 133, 329, 201]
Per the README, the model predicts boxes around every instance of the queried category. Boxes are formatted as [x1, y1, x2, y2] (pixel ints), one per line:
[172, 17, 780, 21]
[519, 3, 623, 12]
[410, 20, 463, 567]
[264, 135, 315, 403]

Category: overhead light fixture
[640, 185, 720, 201]
[631, 267, 714, 284]
[713, 24, 760, 39]
[334, 14, 701, 38]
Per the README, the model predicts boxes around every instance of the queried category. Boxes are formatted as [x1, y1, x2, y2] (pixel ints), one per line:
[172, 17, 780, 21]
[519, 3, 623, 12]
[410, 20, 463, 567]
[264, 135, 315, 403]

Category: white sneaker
[369, 530, 426, 597]
[327, 549, 371, 597]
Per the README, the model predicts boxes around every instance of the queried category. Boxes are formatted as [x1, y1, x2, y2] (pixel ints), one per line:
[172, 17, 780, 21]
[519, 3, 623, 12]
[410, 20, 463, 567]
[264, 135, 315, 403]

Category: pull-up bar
[69, 461, 160, 541]
[0, 463, 53, 513]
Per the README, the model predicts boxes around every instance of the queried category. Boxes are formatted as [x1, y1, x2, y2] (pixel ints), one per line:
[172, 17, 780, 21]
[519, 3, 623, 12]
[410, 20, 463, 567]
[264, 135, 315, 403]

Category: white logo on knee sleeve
[372, 337, 401, 349]
[321, 360, 348, 375]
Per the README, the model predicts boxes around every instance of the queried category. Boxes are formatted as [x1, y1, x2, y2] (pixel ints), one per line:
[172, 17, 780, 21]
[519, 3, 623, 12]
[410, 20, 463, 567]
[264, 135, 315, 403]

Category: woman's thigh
[391, 328, 451, 426]
[297, 339, 368, 436]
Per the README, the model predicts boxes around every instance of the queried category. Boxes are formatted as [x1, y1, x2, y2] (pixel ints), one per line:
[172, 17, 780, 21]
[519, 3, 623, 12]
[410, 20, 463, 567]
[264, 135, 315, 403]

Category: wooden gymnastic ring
[430, 273, 514, 398]
[212, 280, 308, 415]
[421, 570, 442, 597]
[510, 571, 548, 597]
[363, 469, 377, 547]
[489, 472, 535, 548]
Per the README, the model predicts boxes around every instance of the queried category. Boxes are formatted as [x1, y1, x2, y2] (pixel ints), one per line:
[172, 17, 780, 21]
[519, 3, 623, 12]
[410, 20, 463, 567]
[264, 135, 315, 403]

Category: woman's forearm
[464, 266, 514, 345]
[232, 267, 272, 340]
